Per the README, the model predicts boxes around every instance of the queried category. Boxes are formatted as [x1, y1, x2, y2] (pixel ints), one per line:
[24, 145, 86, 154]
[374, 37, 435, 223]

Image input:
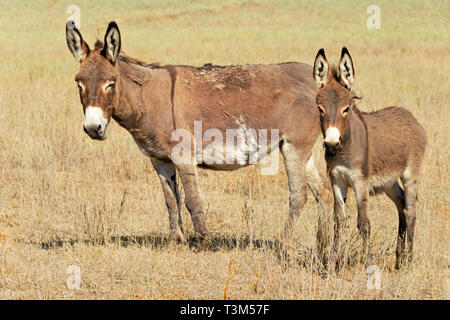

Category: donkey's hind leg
[306, 156, 332, 267]
[401, 169, 419, 265]
[278, 141, 308, 257]
[384, 182, 407, 269]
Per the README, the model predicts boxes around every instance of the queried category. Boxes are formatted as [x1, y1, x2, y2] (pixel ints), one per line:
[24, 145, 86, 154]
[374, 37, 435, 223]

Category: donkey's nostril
[97, 124, 102, 131]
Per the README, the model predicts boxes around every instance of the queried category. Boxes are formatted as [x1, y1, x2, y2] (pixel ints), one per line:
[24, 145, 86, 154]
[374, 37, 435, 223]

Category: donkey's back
[170, 61, 318, 116]
[363, 106, 427, 182]
[168, 61, 321, 146]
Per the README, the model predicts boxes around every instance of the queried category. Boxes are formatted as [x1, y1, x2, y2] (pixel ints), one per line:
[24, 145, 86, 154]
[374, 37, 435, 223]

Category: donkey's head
[66, 21, 122, 140]
[313, 47, 360, 155]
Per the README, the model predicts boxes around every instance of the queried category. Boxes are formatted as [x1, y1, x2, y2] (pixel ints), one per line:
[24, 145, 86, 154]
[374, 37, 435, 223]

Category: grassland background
[0, 0, 448, 299]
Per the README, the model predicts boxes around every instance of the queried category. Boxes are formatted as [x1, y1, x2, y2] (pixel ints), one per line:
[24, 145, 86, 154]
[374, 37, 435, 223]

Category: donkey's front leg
[177, 163, 210, 250]
[354, 178, 372, 268]
[152, 159, 185, 244]
[330, 176, 348, 272]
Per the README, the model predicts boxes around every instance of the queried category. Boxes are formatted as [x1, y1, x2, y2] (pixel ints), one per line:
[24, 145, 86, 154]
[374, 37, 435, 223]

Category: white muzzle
[324, 127, 340, 147]
[83, 106, 108, 140]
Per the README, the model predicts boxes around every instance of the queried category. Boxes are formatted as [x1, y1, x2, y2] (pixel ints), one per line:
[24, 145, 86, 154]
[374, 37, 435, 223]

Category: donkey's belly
[368, 173, 401, 193]
[195, 141, 279, 171]
[331, 165, 401, 194]
[197, 162, 253, 171]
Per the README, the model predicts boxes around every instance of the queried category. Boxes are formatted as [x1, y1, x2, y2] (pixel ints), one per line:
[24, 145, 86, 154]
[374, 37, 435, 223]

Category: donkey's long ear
[66, 21, 90, 63]
[339, 47, 355, 90]
[102, 22, 121, 64]
[313, 49, 329, 88]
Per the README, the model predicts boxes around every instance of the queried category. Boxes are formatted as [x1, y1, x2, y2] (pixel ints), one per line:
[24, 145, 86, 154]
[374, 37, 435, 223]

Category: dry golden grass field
[0, 0, 448, 299]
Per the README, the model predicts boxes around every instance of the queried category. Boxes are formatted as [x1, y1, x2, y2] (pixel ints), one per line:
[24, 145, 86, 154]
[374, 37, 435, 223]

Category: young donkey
[66, 21, 332, 251]
[313, 48, 426, 269]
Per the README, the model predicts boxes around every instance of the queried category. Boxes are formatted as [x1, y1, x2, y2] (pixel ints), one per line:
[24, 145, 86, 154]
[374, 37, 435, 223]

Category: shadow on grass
[37, 234, 379, 276]
[37, 233, 276, 252]
[36, 233, 398, 279]
[36, 233, 328, 273]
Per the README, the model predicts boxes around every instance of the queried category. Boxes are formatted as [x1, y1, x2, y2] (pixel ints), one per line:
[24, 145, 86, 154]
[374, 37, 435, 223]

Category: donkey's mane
[95, 40, 295, 72]
[118, 55, 161, 68]
[94, 39, 161, 68]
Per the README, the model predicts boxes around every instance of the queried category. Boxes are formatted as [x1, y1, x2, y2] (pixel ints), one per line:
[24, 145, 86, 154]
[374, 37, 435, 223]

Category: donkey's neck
[334, 106, 369, 172]
[112, 59, 159, 130]
[347, 107, 367, 145]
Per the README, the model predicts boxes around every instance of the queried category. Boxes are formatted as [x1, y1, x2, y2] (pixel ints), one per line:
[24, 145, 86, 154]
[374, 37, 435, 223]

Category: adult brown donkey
[66, 21, 331, 251]
[313, 47, 426, 269]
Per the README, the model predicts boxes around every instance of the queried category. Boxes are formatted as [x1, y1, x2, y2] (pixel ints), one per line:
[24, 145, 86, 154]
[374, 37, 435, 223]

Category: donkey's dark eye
[318, 106, 325, 114]
[104, 82, 115, 92]
[342, 106, 350, 114]
[106, 83, 115, 90]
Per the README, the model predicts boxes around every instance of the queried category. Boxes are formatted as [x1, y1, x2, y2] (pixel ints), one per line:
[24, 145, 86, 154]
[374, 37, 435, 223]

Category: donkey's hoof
[197, 237, 210, 252]
[394, 258, 409, 270]
[172, 231, 186, 245]
[328, 255, 343, 274]
[274, 241, 292, 264]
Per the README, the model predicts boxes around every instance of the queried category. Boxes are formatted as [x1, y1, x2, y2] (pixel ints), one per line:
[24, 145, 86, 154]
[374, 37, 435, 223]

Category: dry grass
[0, 0, 448, 299]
